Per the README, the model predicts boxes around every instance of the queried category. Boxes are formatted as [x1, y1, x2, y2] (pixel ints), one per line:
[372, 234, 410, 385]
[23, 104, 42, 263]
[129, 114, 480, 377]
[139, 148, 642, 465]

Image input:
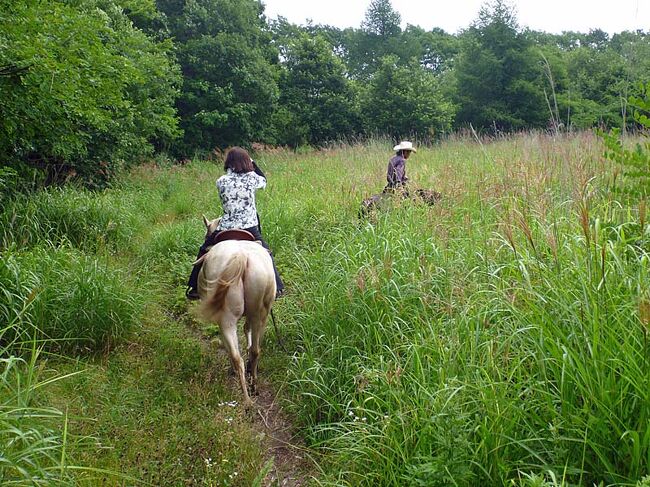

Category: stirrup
[185, 287, 200, 301]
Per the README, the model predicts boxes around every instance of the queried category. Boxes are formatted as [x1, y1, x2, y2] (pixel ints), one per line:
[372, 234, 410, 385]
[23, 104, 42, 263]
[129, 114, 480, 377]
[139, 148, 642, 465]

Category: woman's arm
[251, 159, 266, 179]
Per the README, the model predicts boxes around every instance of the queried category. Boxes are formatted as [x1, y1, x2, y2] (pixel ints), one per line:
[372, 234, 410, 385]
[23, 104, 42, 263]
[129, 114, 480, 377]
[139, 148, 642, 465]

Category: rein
[270, 309, 287, 351]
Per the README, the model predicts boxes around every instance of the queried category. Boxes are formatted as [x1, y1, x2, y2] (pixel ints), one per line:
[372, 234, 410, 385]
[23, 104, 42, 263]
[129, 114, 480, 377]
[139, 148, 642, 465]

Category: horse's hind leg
[244, 319, 254, 380]
[219, 314, 252, 408]
[244, 320, 252, 353]
[246, 311, 268, 395]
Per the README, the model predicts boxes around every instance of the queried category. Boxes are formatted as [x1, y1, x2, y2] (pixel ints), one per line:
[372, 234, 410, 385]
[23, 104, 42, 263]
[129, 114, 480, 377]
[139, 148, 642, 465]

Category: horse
[195, 216, 276, 409]
[359, 187, 442, 218]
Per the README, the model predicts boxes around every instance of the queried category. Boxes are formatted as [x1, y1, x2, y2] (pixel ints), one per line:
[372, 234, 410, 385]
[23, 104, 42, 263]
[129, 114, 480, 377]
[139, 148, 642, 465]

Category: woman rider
[186, 147, 285, 300]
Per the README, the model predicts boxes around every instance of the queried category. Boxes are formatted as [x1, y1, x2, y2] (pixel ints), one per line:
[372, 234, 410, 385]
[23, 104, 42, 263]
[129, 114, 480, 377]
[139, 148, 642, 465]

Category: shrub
[0, 0, 180, 185]
[0, 187, 137, 251]
[600, 81, 650, 199]
[0, 246, 142, 353]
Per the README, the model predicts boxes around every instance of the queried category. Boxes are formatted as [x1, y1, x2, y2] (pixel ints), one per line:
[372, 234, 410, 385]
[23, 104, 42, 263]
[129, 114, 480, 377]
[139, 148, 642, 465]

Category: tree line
[1, 0, 649, 184]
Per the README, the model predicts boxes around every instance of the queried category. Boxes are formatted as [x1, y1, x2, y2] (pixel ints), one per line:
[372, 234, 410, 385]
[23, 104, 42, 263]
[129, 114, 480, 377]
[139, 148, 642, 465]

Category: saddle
[209, 228, 256, 245]
[192, 229, 259, 266]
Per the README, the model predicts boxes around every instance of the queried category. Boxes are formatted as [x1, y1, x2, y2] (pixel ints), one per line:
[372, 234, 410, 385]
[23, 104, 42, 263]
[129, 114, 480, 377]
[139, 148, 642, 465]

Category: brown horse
[196, 217, 276, 408]
[360, 188, 442, 218]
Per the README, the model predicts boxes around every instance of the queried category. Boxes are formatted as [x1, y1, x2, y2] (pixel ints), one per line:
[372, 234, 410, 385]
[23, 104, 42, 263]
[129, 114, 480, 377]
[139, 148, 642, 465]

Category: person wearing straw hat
[384, 141, 416, 193]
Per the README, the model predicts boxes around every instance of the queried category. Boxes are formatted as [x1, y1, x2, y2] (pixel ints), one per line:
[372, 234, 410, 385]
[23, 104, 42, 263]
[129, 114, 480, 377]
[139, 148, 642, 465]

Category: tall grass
[252, 132, 650, 485]
[0, 351, 76, 485]
[1, 133, 646, 485]
[0, 245, 142, 353]
[0, 188, 138, 252]
[0, 157, 272, 484]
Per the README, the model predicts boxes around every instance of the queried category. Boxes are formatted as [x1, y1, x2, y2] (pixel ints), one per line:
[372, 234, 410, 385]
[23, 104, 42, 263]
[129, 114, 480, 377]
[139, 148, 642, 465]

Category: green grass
[45, 307, 267, 486]
[0, 187, 138, 252]
[1, 132, 648, 485]
[253, 133, 649, 485]
[0, 245, 142, 353]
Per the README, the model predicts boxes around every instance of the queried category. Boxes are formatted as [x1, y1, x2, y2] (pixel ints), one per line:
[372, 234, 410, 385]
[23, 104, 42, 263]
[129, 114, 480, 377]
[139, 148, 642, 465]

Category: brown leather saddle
[193, 229, 263, 267]
[209, 228, 256, 246]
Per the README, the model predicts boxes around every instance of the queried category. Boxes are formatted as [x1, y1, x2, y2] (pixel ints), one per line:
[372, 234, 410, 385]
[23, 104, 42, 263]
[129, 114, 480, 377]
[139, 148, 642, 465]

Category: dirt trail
[191, 325, 314, 486]
[254, 379, 314, 486]
[183, 297, 314, 485]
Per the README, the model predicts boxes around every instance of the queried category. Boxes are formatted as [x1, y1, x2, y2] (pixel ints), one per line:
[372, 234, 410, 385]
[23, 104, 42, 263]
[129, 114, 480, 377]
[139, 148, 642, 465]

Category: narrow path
[254, 379, 314, 486]
[185, 311, 315, 486]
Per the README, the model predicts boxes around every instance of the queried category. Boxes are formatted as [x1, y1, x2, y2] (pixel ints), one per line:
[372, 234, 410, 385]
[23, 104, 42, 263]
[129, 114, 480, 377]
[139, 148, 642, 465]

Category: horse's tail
[202, 253, 247, 319]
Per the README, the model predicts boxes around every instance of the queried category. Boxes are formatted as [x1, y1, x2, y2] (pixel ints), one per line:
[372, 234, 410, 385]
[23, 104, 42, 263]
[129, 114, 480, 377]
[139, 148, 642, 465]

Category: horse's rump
[202, 253, 246, 317]
[198, 241, 275, 322]
[196, 218, 276, 408]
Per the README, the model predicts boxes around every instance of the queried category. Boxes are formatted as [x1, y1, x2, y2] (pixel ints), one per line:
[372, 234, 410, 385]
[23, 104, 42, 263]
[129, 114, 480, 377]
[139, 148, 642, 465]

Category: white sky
[261, 0, 649, 34]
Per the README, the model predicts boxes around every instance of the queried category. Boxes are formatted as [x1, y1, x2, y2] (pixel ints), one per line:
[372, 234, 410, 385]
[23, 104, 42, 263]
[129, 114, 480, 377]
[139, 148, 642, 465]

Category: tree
[346, 0, 403, 79]
[274, 34, 360, 146]
[400, 26, 460, 74]
[160, 0, 280, 153]
[0, 0, 181, 185]
[563, 46, 627, 128]
[360, 56, 455, 138]
[453, 0, 546, 131]
[361, 0, 401, 38]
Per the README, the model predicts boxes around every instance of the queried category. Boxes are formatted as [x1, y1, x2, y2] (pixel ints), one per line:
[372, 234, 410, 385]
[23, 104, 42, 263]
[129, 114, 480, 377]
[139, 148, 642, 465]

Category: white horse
[196, 217, 276, 408]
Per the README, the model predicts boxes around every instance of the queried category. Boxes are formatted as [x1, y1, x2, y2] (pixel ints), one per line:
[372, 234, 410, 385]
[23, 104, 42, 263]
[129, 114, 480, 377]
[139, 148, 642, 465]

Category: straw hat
[393, 141, 416, 152]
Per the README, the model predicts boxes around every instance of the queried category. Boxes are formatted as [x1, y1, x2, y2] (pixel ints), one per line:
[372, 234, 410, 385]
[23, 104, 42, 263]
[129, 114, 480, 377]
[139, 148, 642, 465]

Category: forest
[2, 0, 649, 186]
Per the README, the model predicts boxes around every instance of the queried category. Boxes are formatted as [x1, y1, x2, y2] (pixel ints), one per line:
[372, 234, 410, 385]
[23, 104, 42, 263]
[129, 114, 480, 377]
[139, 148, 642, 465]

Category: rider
[186, 147, 285, 300]
[384, 141, 416, 194]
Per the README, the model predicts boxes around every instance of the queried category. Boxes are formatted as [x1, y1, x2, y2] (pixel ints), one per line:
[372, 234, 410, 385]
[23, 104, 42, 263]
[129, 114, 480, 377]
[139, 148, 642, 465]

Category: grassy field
[1, 132, 648, 485]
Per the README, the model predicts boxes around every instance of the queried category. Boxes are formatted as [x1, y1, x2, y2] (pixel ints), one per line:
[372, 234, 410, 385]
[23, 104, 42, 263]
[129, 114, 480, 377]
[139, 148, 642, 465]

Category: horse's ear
[202, 214, 209, 228]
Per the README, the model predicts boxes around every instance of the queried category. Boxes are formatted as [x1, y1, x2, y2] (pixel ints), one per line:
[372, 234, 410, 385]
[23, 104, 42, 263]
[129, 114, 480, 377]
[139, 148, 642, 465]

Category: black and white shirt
[216, 169, 266, 231]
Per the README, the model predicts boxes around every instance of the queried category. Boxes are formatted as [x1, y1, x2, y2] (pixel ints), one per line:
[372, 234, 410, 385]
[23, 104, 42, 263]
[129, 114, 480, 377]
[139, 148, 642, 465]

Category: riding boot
[270, 252, 285, 298]
[243, 225, 285, 299]
[186, 262, 201, 300]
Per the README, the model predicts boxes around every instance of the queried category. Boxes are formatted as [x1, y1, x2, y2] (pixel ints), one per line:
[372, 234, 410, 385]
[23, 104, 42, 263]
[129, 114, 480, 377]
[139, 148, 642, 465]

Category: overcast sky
[261, 0, 649, 35]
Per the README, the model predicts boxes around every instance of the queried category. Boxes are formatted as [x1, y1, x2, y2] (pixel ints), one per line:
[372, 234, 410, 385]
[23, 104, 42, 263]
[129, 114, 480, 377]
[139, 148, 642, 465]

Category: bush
[0, 246, 142, 353]
[0, 0, 181, 185]
[600, 81, 650, 199]
[0, 187, 137, 251]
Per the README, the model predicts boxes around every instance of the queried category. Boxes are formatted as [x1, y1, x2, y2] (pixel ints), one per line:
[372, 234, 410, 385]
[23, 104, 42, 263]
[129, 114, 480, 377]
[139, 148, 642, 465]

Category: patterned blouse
[216, 169, 266, 231]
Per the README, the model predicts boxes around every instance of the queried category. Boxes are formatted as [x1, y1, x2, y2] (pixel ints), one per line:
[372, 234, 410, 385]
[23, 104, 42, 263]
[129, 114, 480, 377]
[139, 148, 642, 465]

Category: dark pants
[187, 226, 284, 294]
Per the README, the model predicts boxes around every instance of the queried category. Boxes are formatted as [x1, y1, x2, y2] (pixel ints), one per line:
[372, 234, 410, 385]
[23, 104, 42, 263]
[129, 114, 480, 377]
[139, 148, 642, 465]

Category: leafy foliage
[0, 0, 181, 185]
[601, 82, 650, 199]
[275, 34, 360, 146]
[160, 0, 279, 153]
[3, 0, 650, 163]
[361, 56, 455, 138]
[454, 0, 546, 130]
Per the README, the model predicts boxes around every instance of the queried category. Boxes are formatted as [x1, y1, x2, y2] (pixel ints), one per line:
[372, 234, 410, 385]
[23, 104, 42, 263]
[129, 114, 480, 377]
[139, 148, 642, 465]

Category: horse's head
[202, 215, 221, 237]
[415, 189, 442, 206]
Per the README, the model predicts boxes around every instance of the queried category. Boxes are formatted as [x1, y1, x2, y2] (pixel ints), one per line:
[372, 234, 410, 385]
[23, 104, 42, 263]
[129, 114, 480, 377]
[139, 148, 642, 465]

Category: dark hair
[224, 147, 253, 173]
